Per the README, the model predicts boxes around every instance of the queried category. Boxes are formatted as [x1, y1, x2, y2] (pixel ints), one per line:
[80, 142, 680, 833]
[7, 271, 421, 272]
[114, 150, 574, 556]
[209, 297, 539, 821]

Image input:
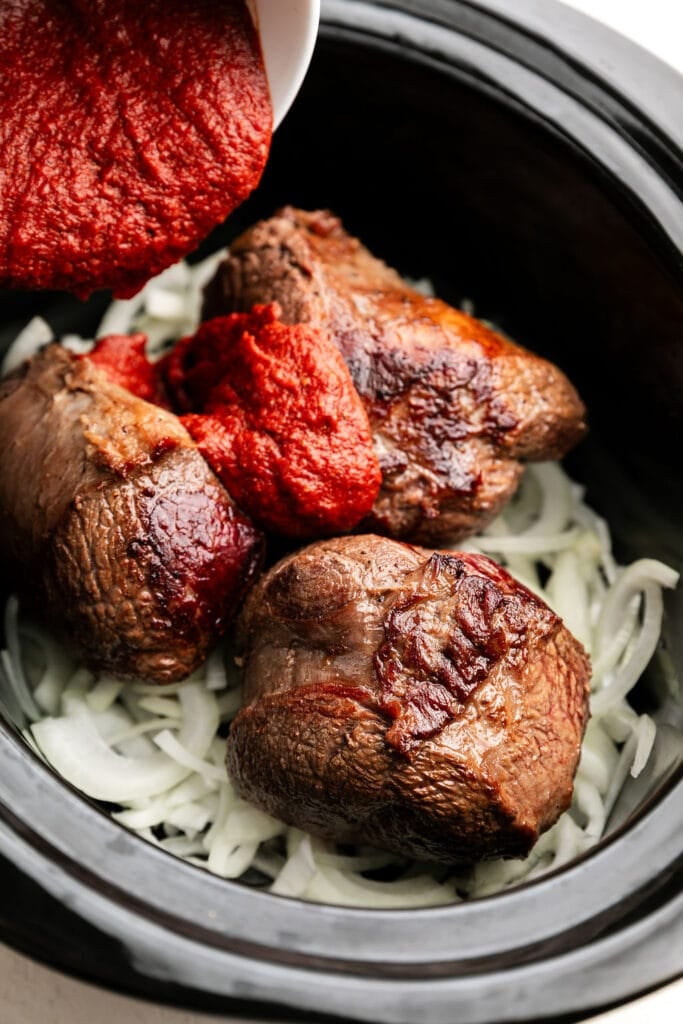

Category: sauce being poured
[0, 0, 272, 298]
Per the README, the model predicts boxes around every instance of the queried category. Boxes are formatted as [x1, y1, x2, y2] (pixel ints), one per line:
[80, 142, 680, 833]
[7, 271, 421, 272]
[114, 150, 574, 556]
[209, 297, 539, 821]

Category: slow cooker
[0, 1, 681, 1021]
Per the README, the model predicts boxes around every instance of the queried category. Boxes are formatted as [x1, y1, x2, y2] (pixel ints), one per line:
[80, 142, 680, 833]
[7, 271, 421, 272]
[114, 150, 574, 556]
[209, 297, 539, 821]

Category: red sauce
[164, 305, 382, 537]
[0, 0, 271, 298]
[86, 334, 171, 407]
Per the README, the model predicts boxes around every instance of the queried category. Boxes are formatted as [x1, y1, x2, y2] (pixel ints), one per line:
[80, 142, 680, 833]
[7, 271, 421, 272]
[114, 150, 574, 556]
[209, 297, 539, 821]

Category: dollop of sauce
[164, 304, 382, 537]
[87, 333, 171, 408]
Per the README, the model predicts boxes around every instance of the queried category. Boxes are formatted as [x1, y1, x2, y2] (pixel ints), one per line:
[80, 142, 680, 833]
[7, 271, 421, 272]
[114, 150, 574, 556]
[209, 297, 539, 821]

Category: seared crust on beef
[204, 208, 587, 543]
[0, 345, 262, 682]
[227, 535, 591, 863]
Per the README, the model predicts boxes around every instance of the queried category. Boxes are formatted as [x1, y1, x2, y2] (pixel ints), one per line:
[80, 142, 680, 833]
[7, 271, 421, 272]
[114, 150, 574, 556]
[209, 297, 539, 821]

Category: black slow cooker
[0, 2, 681, 1021]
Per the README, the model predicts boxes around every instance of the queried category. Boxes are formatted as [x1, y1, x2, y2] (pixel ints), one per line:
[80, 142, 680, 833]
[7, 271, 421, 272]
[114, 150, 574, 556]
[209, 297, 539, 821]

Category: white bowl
[252, 0, 320, 128]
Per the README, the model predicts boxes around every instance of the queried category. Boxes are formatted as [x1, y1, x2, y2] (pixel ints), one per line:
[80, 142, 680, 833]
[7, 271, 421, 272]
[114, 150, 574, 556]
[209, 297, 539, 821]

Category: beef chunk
[204, 208, 587, 543]
[0, 345, 262, 682]
[226, 535, 591, 863]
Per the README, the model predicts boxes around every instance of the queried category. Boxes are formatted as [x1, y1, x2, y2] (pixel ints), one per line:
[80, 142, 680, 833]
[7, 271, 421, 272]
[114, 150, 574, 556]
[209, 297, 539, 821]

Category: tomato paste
[164, 305, 382, 537]
[0, 1, 271, 298]
[86, 334, 170, 408]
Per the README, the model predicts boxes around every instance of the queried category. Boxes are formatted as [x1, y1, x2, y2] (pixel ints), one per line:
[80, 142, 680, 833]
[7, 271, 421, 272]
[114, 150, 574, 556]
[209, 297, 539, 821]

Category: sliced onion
[86, 677, 125, 713]
[577, 722, 619, 795]
[1, 316, 53, 375]
[204, 646, 231, 692]
[468, 855, 535, 898]
[572, 777, 606, 839]
[202, 782, 239, 851]
[144, 287, 187, 321]
[270, 833, 318, 897]
[187, 248, 228, 292]
[137, 695, 182, 719]
[591, 583, 665, 716]
[595, 559, 679, 659]
[601, 703, 640, 745]
[545, 814, 591, 870]
[303, 862, 457, 909]
[31, 713, 192, 801]
[153, 729, 226, 782]
[251, 850, 287, 881]
[60, 333, 94, 355]
[316, 849, 398, 874]
[166, 799, 216, 836]
[31, 645, 73, 716]
[31, 683, 217, 802]
[518, 462, 574, 537]
[221, 801, 285, 844]
[603, 731, 638, 818]
[474, 528, 580, 556]
[545, 547, 592, 650]
[106, 717, 171, 755]
[159, 835, 207, 857]
[631, 714, 657, 778]
[208, 840, 259, 879]
[114, 775, 217, 829]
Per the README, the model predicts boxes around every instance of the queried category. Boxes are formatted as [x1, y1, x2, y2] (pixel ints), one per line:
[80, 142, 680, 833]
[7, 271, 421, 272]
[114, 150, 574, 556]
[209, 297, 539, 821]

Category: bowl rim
[1, 1, 682, 1021]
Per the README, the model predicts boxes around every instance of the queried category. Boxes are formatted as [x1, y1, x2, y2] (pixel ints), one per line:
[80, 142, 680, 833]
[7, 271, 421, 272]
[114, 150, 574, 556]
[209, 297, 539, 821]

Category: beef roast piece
[204, 208, 587, 544]
[226, 535, 591, 863]
[0, 345, 263, 683]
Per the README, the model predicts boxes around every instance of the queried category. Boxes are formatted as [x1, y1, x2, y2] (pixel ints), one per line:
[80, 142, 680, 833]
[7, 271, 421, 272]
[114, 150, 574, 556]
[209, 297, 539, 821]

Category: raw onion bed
[0, 259, 680, 908]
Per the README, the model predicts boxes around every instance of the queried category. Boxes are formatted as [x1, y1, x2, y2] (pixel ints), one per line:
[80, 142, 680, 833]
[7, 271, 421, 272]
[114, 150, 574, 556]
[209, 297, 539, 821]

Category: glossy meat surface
[0, 345, 262, 682]
[204, 208, 587, 543]
[227, 535, 591, 863]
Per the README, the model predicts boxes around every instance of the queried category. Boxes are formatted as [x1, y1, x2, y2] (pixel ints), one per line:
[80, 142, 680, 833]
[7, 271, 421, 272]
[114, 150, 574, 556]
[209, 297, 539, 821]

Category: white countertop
[1, 2, 681, 1022]
[2, 939, 682, 1024]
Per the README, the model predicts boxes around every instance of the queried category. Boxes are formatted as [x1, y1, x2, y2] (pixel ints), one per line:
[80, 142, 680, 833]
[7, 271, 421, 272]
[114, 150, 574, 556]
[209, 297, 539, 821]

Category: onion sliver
[31, 683, 218, 802]
[303, 862, 456, 909]
[1, 316, 53, 375]
[473, 528, 580, 556]
[153, 730, 226, 783]
[513, 461, 574, 537]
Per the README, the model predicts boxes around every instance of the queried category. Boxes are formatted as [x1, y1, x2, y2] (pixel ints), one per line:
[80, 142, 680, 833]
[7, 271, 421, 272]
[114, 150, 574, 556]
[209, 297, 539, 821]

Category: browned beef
[204, 208, 587, 543]
[0, 345, 262, 682]
[226, 535, 591, 863]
